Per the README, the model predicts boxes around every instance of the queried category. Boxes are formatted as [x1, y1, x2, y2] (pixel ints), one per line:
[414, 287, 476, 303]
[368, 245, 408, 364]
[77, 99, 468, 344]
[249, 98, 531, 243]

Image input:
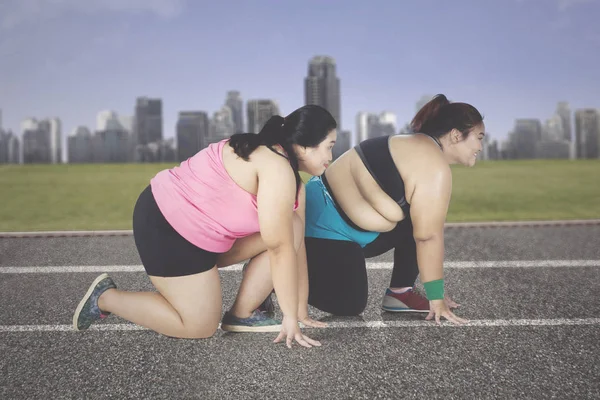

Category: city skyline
[1, 0, 599, 158]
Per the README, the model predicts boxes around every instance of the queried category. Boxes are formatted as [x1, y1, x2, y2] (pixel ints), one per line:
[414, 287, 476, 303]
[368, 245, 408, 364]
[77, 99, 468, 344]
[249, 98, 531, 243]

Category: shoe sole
[381, 306, 430, 313]
[72, 273, 109, 331]
[220, 323, 282, 333]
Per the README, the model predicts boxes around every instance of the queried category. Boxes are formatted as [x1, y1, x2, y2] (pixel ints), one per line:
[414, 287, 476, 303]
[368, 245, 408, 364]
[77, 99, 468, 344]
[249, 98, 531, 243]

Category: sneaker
[242, 260, 275, 318]
[257, 292, 275, 318]
[72, 273, 117, 331]
[220, 310, 282, 333]
[382, 287, 430, 313]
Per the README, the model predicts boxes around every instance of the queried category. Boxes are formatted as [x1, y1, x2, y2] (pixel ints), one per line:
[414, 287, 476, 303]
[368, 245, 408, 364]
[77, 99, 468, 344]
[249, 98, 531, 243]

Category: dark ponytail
[229, 115, 285, 160]
[228, 114, 302, 195]
[410, 94, 483, 140]
[228, 105, 336, 197]
[410, 94, 450, 134]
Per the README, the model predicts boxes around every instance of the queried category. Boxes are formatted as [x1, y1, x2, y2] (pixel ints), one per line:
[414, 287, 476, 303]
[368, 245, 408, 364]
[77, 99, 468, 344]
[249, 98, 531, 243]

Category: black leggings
[306, 217, 418, 316]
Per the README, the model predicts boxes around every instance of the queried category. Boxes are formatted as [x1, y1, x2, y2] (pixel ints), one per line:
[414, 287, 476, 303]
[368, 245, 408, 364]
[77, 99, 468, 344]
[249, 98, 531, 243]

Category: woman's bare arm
[256, 156, 299, 321]
[409, 164, 452, 284]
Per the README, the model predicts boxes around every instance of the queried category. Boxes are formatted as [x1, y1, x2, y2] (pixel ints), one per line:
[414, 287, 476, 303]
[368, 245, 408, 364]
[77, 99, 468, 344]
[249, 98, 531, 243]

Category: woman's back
[151, 139, 261, 252]
[324, 133, 447, 232]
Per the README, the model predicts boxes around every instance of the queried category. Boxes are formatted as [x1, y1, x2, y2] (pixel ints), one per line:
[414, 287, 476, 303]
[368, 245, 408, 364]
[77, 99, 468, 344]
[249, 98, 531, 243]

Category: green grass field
[1, 160, 599, 232]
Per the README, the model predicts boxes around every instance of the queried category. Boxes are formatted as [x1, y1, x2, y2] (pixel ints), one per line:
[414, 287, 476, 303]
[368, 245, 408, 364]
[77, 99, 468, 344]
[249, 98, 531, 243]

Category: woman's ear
[451, 129, 462, 143]
[293, 143, 307, 157]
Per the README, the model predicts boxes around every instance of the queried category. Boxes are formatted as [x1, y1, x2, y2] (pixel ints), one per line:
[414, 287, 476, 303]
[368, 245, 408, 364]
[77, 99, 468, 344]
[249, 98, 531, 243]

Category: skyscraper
[247, 100, 280, 134]
[512, 119, 542, 159]
[304, 55, 341, 131]
[574, 109, 600, 159]
[135, 97, 163, 145]
[226, 91, 244, 134]
[209, 106, 235, 144]
[356, 111, 397, 143]
[20, 117, 61, 164]
[556, 102, 572, 142]
[332, 130, 351, 161]
[176, 111, 209, 161]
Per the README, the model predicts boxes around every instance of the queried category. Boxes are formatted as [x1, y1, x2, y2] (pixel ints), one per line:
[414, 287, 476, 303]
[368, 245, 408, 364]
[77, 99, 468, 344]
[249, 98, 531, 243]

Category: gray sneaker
[221, 310, 282, 333]
[72, 273, 117, 331]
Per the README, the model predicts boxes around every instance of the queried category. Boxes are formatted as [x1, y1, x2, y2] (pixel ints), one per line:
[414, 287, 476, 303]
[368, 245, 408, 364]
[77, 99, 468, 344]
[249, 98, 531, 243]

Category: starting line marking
[1, 318, 599, 333]
[1, 260, 598, 273]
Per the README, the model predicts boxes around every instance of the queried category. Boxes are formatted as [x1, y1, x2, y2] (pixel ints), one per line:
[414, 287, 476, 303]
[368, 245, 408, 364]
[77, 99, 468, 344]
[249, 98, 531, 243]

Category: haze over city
[1, 0, 599, 163]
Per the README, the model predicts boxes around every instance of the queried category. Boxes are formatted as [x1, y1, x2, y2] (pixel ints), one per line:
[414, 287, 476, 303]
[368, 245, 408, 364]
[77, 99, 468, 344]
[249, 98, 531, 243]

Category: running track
[1, 222, 599, 399]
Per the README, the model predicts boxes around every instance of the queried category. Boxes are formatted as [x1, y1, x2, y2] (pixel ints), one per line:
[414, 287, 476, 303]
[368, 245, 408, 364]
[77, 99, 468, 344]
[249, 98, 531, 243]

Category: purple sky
[1, 0, 599, 154]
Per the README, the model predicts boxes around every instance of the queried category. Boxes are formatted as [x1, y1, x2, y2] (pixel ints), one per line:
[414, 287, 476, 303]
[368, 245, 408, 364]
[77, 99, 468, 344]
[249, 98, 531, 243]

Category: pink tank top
[150, 139, 298, 253]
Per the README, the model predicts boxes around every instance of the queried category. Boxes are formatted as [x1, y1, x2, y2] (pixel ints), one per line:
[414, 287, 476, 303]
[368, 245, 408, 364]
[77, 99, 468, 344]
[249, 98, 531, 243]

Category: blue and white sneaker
[221, 310, 282, 332]
[72, 273, 116, 331]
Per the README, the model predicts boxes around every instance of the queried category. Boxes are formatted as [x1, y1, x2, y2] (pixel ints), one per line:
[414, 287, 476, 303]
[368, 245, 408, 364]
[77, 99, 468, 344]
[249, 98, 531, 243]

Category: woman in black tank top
[304, 94, 486, 326]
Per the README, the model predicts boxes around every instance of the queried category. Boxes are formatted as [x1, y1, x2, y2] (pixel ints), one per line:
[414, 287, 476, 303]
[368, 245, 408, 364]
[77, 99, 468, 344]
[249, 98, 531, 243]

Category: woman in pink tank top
[73, 105, 338, 350]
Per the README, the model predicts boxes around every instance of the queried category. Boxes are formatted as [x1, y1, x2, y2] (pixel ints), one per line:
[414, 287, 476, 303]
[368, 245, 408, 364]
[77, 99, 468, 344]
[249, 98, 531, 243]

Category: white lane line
[0, 265, 148, 273]
[1, 318, 600, 333]
[1, 260, 598, 274]
[2, 219, 599, 237]
[324, 318, 600, 328]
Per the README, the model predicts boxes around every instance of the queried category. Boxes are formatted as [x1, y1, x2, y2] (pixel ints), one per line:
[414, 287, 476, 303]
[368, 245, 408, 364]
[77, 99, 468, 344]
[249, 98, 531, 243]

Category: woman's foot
[72, 273, 117, 331]
[220, 310, 281, 332]
[381, 287, 430, 313]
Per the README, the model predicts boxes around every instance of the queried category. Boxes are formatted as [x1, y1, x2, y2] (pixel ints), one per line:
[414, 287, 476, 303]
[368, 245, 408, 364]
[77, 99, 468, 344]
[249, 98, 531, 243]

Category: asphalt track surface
[1, 224, 599, 399]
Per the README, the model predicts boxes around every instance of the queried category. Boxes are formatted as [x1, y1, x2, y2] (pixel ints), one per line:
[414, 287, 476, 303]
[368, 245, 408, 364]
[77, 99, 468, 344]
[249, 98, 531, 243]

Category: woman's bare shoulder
[390, 134, 450, 178]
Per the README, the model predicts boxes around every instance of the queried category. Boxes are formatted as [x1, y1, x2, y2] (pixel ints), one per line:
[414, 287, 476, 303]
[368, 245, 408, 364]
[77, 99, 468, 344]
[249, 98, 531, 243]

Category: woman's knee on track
[171, 307, 222, 339]
[150, 270, 223, 339]
[309, 279, 368, 316]
[334, 287, 368, 316]
[177, 319, 220, 339]
[310, 292, 367, 316]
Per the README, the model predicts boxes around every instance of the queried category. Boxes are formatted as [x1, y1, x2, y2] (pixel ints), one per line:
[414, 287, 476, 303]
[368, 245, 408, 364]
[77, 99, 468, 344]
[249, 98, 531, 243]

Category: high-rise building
[97, 110, 119, 131]
[543, 114, 564, 142]
[21, 117, 61, 164]
[49, 118, 62, 164]
[209, 105, 235, 145]
[356, 111, 397, 143]
[134, 97, 163, 146]
[96, 110, 135, 162]
[97, 110, 134, 134]
[356, 112, 370, 144]
[226, 91, 244, 134]
[511, 119, 542, 159]
[574, 109, 600, 159]
[556, 102, 572, 142]
[176, 111, 209, 161]
[68, 126, 93, 163]
[332, 130, 351, 161]
[304, 55, 341, 131]
[0, 130, 20, 164]
[247, 99, 280, 134]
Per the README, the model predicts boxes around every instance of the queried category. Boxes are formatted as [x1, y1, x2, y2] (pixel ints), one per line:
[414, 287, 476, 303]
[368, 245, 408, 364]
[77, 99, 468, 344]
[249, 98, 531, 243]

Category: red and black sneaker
[381, 288, 430, 313]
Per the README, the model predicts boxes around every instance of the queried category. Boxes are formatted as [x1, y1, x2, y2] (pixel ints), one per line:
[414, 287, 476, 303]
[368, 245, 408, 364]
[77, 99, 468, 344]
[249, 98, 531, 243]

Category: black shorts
[132, 185, 220, 277]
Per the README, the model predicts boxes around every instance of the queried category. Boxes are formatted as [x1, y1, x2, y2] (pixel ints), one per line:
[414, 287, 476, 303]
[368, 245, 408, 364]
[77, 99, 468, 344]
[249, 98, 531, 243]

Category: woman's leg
[226, 213, 305, 319]
[96, 269, 222, 338]
[363, 217, 429, 312]
[305, 237, 368, 316]
[363, 217, 420, 289]
[73, 184, 224, 338]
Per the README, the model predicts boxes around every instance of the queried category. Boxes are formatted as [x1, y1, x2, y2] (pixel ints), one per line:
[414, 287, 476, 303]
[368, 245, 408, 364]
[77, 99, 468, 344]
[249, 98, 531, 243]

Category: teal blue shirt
[304, 176, 380, 247]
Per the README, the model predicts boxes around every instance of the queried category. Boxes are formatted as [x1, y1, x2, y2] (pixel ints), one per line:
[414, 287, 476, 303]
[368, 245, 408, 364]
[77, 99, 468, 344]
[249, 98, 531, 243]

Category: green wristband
[423, 279, 444, 300]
